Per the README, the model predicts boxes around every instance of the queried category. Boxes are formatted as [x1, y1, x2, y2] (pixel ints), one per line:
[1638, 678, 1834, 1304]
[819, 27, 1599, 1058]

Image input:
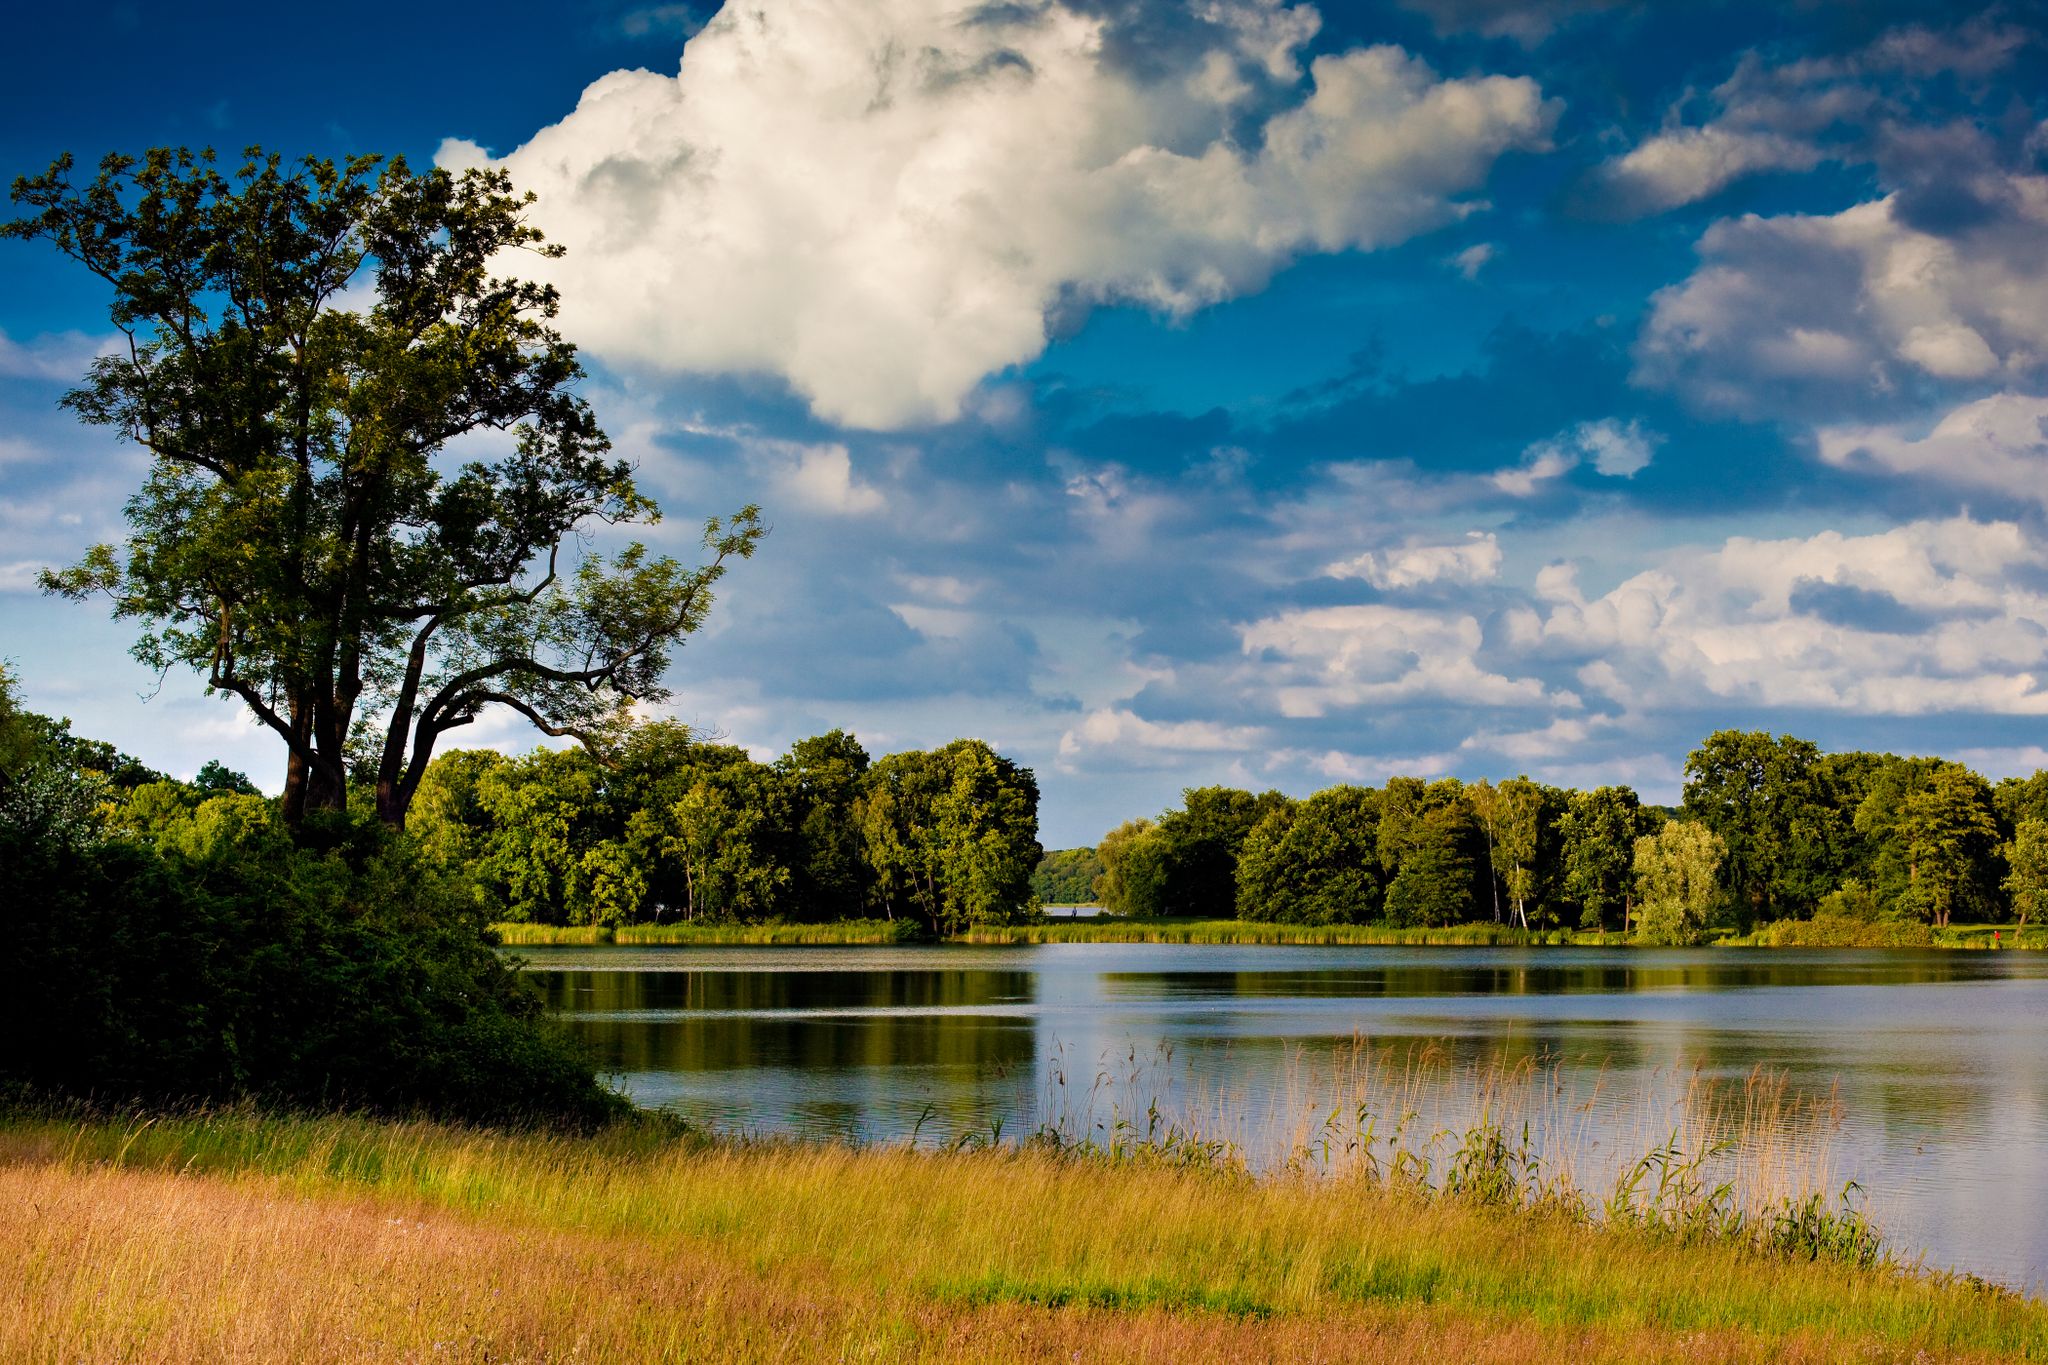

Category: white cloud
[1816, 392, 2048, 506]
[1396, 0, 1625, 45]
[447, 0, 1553, 428]
[1239, 604, 1549, 717]
[1587, 20, 2024, 217]
[1597, 126, 1822, 216]
[1494, 444, 1576, 496]
[1635, 185, 2048, 417]
[1507, 516, 2048, 716]
[752, 440, 886, 515]
[1057, 706, 1265, 761]
[1493, 417, 1658, 493]
[1577, 417, 1657, 477]
[1325, 531, 1502, 589]
[1447, 242, 1495, 278]
[0, 327, 119, 382]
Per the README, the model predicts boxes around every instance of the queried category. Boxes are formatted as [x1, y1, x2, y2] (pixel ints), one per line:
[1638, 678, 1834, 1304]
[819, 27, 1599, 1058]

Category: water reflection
[516, 943, 2048, 1287]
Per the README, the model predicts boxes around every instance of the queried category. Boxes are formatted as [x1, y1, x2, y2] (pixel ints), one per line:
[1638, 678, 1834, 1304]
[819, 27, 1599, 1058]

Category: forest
[1083, 731, 2048, 945]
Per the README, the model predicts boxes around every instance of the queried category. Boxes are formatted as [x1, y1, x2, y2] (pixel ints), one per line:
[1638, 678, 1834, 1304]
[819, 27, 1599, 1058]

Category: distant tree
[665, 760, 791, 922]
[1994, 770, 2048, 830]
[1377, 777, 1434, 881]
[1491, 776, 1547, 929]
[406, 747, 512, 911]
[472, 749, 611, 925]
[930, 741, 1041, 928]
[7, 147, 760, 828]
[0, 664, 38, 779]
[777, 730, 872, 919]
[192, 759, 260, 796]
[1153, 786, 1291, 917]
[1236, 785, 1381, 924]
[854, 741, 1038, 932]
[1893, 764, 2001, 929]
[1559, 786, 1645, 933]
[2005, 819, 2048, 935]
[1383, 803, 1478, 927]
[1632, 820, 1724, 946]
[1093, 819, 1168, 917]
[1682, 731, 1844, 927]
[1032, 847, 1105, 905]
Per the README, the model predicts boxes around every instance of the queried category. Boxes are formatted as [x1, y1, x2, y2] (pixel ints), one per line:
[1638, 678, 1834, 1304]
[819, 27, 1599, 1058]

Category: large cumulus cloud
[441, 0, 1554, 428]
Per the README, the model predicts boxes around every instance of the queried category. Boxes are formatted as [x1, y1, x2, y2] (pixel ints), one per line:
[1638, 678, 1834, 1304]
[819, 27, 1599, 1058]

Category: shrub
[0, 774, 624, 1127]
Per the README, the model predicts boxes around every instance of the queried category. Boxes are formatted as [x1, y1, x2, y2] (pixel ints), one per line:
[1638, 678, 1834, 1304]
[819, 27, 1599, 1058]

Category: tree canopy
[6, 147, 760, 828]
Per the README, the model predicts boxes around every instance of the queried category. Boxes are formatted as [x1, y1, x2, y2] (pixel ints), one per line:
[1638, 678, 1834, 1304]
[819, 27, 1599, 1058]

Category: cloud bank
[443, 0, 1553, 428]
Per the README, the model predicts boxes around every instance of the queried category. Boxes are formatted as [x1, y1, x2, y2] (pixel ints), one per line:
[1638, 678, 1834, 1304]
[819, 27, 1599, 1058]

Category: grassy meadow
[6, 1069, 2043, 1363]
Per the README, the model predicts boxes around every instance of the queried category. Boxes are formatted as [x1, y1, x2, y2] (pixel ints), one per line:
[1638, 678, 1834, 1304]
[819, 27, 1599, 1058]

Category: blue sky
[5, 0, 2048, 845]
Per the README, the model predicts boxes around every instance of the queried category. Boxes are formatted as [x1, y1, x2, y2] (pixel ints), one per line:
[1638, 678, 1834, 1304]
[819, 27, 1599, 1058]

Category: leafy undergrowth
[1, 1109, 2040, 1363]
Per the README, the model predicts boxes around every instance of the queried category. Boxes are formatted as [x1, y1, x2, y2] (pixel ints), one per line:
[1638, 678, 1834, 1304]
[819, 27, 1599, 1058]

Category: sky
[4, 0, 2048, 846]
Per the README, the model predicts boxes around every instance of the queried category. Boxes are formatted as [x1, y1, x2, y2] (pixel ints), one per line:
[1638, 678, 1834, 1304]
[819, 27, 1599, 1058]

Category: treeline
[407, 724, 1043, 934]
[1094, 731, 2048, 944]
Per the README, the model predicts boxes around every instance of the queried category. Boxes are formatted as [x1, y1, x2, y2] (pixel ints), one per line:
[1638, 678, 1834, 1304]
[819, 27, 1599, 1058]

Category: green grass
[1, 1106, 2040, 1363]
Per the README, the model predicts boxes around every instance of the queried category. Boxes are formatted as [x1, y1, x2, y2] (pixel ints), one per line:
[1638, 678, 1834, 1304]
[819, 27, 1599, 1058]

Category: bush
[1747, 882, 1933, 947]
[0, 772, 625, 1127]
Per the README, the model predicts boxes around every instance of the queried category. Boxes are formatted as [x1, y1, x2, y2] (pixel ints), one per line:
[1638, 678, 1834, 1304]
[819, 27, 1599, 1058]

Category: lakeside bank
[491, 916, 2047, 949]
[3, 1108, 2040, 1363]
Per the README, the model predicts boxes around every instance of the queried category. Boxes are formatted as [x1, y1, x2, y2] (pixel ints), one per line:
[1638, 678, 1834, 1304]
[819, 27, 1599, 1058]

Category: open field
[2, 1108, 2041, 1363]
[493, 916, 2048, 948]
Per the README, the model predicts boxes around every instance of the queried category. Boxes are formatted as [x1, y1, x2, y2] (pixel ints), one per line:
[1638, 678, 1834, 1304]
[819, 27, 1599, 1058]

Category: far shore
[491, 917, 2045, 950]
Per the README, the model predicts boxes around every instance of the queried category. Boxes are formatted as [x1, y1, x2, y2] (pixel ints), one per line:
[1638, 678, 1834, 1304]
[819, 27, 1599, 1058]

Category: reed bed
[959, 919, 1568, 946]
[1027, 1041, 1874, 1266]
[492, 917, 925, 946]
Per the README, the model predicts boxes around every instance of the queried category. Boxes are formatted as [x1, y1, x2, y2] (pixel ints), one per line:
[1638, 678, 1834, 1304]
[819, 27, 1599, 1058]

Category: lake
[518, 942, 2048, 1288]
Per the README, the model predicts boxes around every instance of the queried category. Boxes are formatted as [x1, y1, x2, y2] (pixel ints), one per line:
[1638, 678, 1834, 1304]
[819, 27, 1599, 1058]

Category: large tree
[1682, 730, 1844, 927]
[1559, 785, 1647, 934]
[6, 148, 759, 827]
[1235, 785, 1381, 925]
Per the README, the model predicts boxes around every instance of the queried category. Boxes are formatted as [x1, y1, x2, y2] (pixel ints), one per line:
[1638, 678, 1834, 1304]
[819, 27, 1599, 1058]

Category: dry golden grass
[2, 1111, 2042, 1363]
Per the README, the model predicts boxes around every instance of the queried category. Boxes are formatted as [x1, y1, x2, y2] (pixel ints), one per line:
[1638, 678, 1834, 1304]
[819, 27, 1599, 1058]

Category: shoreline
[490, 917, 2046, 950]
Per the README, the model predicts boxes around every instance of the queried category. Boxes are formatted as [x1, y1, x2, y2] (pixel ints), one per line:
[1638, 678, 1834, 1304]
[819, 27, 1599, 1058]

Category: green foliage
[7, 146, 760, 828]
[1559, 786, 1646, 932]
[1632, 820, 1724, 945]
[0, 734, 621, 1125]
[776, 730, 872, 919]
[2002, 819, 2048, 932]
[1893, 765, 2001, 929]
[0, 663, 45, 778]
[1746, 884, 1934, 947]
[408, 730, 1039, 930]
[1682, 731, 1843, 927]
[192, 759, 259, 796]
[1032, 847, 1105, 904]
[1235, 786, 1381, 924]
[1383, 803, 1480, 928]
[855, 740, 1040, 933]
[1149, 787, 1291, 918]
[1093, 819, 1168, 917]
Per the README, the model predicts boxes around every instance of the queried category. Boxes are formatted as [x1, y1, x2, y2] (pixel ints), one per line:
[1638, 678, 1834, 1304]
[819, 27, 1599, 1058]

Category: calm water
[519, 943, 2048, 1287]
